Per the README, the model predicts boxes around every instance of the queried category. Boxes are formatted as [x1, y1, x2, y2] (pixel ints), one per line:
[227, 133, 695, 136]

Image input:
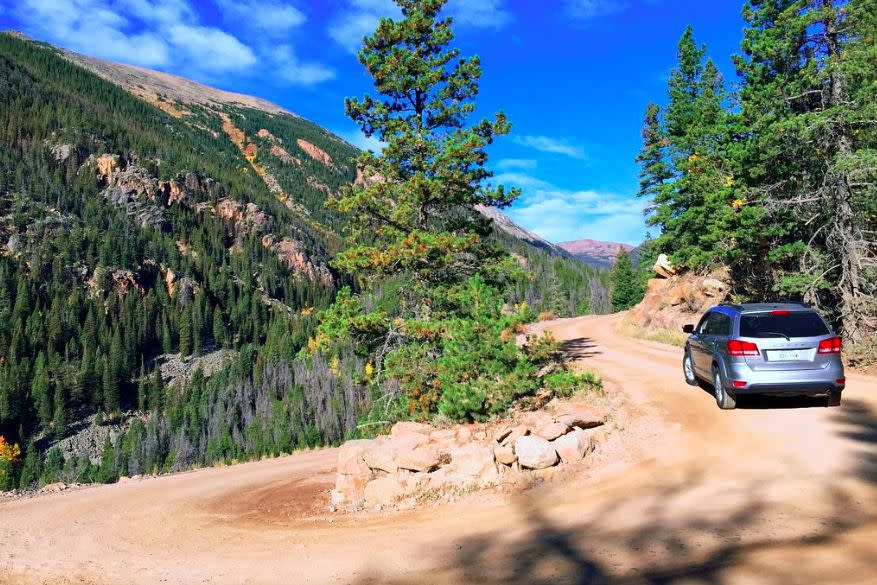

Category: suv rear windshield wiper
[752, 331, 791, 341]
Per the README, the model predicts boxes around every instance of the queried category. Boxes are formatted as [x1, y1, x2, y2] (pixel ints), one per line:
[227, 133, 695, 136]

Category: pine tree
[179, 304, 192, 358]
[52, 385, 67, 440]
[102, 357, 119, 415]
[611, 250, 641, 312]
[329, 0, 519, 307]
[31, 351, 52, 424]
[212, 310, 226, 348]
[735, 0, 877, 340]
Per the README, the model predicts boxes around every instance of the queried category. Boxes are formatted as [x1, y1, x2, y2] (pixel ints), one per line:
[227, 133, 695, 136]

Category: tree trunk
[824, 2, 864, 342]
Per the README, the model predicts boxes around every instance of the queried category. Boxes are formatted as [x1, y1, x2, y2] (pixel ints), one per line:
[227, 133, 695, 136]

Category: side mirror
[682, 324, 695, 334]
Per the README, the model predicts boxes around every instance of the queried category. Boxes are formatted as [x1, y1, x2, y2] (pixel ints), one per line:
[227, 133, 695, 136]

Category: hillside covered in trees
[0, 30, 606, 489]
[636, 0, 876, 361]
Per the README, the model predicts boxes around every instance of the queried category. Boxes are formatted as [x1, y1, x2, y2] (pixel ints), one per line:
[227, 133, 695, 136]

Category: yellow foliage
[724, 175, 734, 187]
[732, 197, 747, 210]
[0, 435, 21, 463]
[330, 355, 340, 376]
[364, 361, 374, 378]
[300, 306, 315, 316]
[513, 300, 529, 312]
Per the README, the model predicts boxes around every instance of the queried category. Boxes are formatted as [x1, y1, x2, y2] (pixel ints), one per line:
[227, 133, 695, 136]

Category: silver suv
[682, 303, 845, 409]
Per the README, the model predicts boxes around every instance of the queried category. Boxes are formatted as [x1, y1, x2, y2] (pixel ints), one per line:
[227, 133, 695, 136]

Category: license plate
[769, 350, 806, 361]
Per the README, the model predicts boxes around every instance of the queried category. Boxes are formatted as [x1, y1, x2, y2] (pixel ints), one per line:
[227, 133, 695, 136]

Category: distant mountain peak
[556, 238, 634, 269]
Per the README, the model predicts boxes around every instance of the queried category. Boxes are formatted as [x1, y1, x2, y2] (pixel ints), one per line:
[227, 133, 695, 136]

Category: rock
[536, 422, 569, 441]
[514, 436, 558, 470]
[386, 430, 429, 452]
[429, 429, 457, 444]
[455, 426, 473, 443]
[334, 439, 375, 506]
[521, 410, 554, 431]
[391, 421, 432, 436]
[701, 278, 727, 298]
[362, 440, 397, 474]
[493, 425, 513, 444]
[552, 428, 591, 464]
[395, 446, 441, 472]
[493, 443, 517, 466]
[653, 253, 676, 278]
[501, 424, 530, 446]
[40, 482, 66, 493]
[555, 403, 605, 429]
[429, 443, 500, 488]
[363, 476, 405, 508]
[296, 138, 334, 168]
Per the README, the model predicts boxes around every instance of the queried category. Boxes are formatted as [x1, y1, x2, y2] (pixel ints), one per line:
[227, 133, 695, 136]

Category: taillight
[727, 340, 759, 356]
[732, 380, 747, 388]
[771, 310, 791, 315]
[818, 337, 842, 354]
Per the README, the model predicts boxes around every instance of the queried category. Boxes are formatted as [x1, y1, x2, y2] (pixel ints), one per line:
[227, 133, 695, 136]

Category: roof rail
[772, 300, 811, 308]
[718, 302, 743, 310]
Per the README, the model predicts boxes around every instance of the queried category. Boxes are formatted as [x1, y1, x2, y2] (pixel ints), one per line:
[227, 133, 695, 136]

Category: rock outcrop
[626, 268, 730, 333]
[331, 400, 608, 511]
[296, 139, 334, 168]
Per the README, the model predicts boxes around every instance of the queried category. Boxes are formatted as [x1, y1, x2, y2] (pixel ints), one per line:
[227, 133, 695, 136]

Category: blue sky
[0, 0, 744, 245]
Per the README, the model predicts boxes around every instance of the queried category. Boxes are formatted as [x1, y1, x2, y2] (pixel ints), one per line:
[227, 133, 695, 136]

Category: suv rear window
[740, 312, 830, 338]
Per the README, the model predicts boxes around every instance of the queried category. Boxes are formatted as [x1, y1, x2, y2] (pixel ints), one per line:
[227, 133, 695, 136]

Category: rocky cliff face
[626, 269, 730, 333]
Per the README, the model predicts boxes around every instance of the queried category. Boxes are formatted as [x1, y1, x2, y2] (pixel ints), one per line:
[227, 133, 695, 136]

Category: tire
[826, 390, 842, 407]
[713, 366, 737, 410]
[683, 350, 698, 386]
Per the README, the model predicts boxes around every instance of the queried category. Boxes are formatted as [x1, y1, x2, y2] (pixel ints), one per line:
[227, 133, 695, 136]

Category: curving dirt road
[2, 313, 876, 584]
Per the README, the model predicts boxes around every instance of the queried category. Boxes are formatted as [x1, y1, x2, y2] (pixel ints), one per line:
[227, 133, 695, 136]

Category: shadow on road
[693, 380, 833, 410]
[559, 337, 602, 360]
[351, 402, 877, 585]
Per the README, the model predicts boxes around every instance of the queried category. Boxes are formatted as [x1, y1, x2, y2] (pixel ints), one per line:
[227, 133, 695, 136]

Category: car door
[701, 312, 732, 371]
[689, 312, 714, 375]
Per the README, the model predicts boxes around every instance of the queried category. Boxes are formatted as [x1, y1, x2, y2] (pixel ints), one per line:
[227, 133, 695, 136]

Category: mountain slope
[557, 239, 635, 269]
[0, 32, 608, 489]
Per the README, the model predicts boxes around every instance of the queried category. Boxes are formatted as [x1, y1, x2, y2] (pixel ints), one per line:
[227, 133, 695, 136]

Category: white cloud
[167, 24, 256, 72]
[497, 173, 647, 245]
[330, 0, 513, 54]
[566, 0, 625, 19]
[449, 0, 513, 29]
[14, 0, 334, 86]
[216, 0, 306, 37]
[512, 135, 588, 160]
[496, 158, 538, 171]
[272, 44, 336, 85]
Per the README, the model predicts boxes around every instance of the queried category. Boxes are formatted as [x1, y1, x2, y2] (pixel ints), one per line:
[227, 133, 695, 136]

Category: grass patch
[619, 318, 687, 347]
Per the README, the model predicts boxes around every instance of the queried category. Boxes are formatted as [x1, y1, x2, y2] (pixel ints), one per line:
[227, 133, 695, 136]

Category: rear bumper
[724, 361, 845, 395]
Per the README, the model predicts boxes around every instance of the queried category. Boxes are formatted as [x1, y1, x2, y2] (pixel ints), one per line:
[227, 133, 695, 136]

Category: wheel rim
[714, 371, 724, 403]
[684, 355, 694, 381]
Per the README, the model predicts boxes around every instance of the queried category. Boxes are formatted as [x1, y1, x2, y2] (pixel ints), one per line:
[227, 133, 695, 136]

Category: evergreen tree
[52, 385, 67, 441]
[102, 357, 119, 415]
[611, 250, 641, 312]
[179, 304, 193, 358]
[735, 0, 876, 340]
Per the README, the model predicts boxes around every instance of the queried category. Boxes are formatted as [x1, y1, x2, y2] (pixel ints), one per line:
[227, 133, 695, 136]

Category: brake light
[818, 337, 843, 354]
[732, 380, 747, 388]
[727, 340, 759, 356]
[771, 310, 791, 315]
[836, 378, 846, 385]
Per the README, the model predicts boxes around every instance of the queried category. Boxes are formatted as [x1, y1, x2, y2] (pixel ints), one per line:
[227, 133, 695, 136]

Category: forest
[635, 0, 876, 359]
[0, 29, 605, 489]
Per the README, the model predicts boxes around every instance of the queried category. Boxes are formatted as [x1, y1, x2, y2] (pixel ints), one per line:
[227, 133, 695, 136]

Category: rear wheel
[713, 366, 736, 410]
[683, 350, 698, 386]
[826, 390, 842, 407]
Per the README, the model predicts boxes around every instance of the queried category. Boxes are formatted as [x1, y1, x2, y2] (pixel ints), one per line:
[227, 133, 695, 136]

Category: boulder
[493, 443, 517, 466]
[395, 446, 441, 472]
[429, 429, 457, 444]
[501, 424, 530, 446]
[363, 476, 405, 508]
[555, 403, 605, 429]
[514, 436, 558, 470]
[536, 422, 569, 441]
[447, 443, 499, 486]
[40, 482, 66, 493]
[334, 439, 375, 505]
[521, 410, 554, 431]
[391, 421, 432, 437]
[386, 430, 429, 452]
[552, 428, 591, 464]
[362, 440, 398, 474]
[653, 253, 676, 278]
[493, 425, 513, 444]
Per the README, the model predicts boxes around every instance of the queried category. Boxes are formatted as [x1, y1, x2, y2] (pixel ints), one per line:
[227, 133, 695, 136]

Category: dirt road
[2, 314, 875, 584]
